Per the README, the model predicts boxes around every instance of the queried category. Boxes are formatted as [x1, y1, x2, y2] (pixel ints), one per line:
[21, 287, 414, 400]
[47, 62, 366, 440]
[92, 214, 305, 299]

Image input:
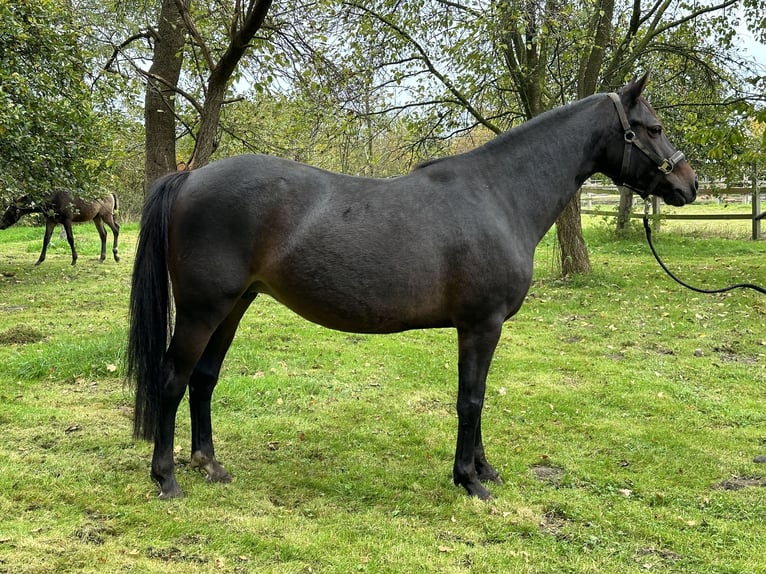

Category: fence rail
[580, 184, 763, 240]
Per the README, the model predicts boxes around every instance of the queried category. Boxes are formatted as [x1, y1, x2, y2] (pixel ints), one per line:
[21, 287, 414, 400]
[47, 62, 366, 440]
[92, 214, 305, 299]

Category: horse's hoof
[754, 455, 766, 463]
[158, 486, 184, 499]
[465, 482, 492, 501]
[479, 472, 504, 485]
[153, 472, 183, 499]
[456, 476, 492, 500]
[476, 462, 503, 484]
[191, 451, 233, 483]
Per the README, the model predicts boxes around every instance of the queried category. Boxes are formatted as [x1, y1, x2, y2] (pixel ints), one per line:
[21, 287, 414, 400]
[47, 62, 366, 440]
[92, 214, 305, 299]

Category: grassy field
[0, 219, 764, 573]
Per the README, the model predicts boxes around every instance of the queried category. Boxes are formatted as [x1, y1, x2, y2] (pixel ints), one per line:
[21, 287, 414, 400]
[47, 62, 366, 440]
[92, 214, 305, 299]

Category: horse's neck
[20, 205, 42, 219]
[477, 95, 608, 240]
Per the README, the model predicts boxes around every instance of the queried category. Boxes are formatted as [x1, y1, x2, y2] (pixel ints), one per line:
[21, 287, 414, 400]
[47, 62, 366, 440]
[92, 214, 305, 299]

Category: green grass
[0, 220, 764, 573]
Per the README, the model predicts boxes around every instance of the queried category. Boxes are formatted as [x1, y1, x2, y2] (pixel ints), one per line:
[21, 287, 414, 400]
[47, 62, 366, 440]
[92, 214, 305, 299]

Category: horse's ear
[620, 72, 650, 105]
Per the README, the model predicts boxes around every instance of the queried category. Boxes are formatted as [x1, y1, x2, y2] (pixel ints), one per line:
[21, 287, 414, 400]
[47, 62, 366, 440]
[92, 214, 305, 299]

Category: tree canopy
[0, 0, 109, 202]
[2, 0, 764, 236]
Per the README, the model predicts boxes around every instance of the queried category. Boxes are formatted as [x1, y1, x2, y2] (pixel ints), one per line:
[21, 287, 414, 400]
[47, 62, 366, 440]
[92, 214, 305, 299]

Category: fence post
[651, 195, 661, 232]
[753, 163, 762, 240]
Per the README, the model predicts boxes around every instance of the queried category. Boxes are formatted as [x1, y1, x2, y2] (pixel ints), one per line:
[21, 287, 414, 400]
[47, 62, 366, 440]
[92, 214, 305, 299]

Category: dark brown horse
[128, 75, 698, 500]
[0, 191, 120, 265]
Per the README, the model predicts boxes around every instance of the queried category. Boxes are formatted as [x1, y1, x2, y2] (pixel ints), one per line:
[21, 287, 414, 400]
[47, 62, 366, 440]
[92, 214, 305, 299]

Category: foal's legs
[35, 220, 58, 265]
[453, 322, 503, 500]
[103, 213, 120, 262]
[61, 220, 77, 265]
[92, 216, 108, 262]
[189, 293, 256, 482]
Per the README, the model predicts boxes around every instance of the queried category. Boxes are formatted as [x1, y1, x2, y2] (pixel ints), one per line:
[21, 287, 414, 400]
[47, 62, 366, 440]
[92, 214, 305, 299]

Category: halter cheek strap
[607, 92, 685, 197]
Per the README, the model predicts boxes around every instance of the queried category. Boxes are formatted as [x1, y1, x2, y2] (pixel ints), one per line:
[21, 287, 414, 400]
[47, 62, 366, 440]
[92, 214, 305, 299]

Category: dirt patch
[72, 522, 117, 545]
[712, 345, 760, 364]
[715, 476, 766, 490]
[0, 325, 45, 345]
[636, 546, 682, 567]
[530, 464, 566, 486]
[539, 508, 570, 538]
[146, 546, 208, 564]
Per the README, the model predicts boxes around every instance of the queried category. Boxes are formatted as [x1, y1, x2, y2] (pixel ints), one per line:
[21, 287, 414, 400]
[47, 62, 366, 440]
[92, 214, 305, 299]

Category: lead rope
[643, 201, 766, 295]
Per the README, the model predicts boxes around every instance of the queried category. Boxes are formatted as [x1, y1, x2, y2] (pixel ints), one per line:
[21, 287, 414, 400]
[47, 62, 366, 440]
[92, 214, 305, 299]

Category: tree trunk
[556, 191, 591, 276]
[143, 0, 186, 193]
[616, 186, 634, 235]
[185, 0, 273, 169]
[188, 84, 225, 169]
[553, 0, 614, 275]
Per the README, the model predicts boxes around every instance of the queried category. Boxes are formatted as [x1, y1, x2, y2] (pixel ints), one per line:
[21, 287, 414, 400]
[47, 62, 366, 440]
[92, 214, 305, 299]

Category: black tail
[111, 192, 119, 214]
[127, 171, 191, 441]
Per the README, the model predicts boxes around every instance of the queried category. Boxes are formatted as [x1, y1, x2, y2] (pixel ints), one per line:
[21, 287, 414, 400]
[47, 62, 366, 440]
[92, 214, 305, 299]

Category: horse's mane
[411, 94, 605, 172]
[412, 157, 446, 170]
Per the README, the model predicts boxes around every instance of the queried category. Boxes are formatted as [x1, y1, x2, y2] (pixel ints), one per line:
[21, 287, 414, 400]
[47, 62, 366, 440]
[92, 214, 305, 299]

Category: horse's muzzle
[665, 169, 698, 206]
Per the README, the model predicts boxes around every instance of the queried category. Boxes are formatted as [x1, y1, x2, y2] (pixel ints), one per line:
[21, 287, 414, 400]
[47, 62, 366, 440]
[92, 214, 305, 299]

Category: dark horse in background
[128, 74, 698, 500]
[0, 191, 120, 265]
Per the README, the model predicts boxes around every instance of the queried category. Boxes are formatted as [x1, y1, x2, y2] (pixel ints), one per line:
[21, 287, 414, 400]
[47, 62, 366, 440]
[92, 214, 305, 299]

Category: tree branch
[175, 0, 216, 70]
[104, 30, 155, 72]
[343, 1, 501, 134]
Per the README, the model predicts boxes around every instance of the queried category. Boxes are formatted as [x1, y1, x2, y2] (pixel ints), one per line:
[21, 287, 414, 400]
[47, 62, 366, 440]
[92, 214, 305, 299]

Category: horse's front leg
[453, 323, 503, 500]
[62, 220, 77, 265]
[35, 220, 56, 265]
[474, 419, 503, 484]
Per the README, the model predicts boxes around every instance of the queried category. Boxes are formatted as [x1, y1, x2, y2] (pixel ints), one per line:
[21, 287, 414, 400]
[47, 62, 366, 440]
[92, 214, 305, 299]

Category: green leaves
[0, 0, 107, 203]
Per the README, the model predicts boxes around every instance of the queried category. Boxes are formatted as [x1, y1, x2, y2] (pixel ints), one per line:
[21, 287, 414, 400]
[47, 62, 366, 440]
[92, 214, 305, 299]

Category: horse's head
[604, 73, 697, 207]
[0, 196, 32, 229]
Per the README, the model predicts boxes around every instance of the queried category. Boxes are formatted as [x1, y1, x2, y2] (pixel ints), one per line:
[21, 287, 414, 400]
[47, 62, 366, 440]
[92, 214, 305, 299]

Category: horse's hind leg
[189, 292, 257, 483]
[103, 213, 120, 262]
[93, 217, 108, 262]
[151, 316, 219, 498]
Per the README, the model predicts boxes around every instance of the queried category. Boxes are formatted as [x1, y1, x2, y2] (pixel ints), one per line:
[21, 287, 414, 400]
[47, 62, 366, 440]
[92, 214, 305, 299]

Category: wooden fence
[581, 183, 763, 240]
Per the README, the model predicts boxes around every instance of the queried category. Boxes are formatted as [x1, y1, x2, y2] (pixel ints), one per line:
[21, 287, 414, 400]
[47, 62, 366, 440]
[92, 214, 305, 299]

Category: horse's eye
[649, 125, 663, 137]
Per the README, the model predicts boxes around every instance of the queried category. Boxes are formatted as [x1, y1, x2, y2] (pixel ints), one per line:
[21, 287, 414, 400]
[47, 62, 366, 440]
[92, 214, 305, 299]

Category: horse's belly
[259, 278, 451, 334]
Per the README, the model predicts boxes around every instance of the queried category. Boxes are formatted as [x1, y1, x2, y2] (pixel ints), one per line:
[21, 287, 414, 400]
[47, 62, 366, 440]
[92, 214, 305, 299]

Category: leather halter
[607, 92, 685, 198]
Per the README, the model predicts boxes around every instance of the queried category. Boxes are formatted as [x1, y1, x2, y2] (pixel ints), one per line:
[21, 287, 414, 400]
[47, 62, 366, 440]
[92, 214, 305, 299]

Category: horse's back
[168, 154, 533, 333]
[48, 191, 115, 222]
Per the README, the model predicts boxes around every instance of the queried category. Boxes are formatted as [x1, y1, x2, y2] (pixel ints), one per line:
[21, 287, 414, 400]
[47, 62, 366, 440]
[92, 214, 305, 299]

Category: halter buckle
[658, 159, 673, 174]
[624, 130, 636, 143]
[658, 151, 685, 175]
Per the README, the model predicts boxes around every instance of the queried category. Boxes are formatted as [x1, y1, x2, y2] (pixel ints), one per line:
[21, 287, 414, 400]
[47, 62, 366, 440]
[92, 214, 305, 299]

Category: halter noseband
[607, 92, 685, 197]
